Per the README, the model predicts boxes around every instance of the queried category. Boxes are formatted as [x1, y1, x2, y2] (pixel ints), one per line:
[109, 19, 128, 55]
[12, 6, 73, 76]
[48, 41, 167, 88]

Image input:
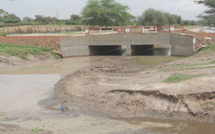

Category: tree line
[137, 8, 200, 26]
[0, 0, 214, 27]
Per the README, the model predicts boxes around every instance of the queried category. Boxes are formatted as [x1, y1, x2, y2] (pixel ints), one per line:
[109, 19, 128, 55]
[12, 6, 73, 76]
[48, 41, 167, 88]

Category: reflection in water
[122, 117, 215, 134]
[60, 57, 112, 77]
[61, 57, 92, 77]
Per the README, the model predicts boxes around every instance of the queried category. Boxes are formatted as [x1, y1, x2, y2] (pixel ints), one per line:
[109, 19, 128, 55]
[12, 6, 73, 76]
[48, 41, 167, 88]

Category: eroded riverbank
[53, 53, 215, 123]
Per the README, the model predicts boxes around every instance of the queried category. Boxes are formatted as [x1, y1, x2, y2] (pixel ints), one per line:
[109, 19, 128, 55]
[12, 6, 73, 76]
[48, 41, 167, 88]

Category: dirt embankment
[184, 32, 215, 51]
[0, 53, 57, 73]
[0, 36, 69, 54]
[196, 36, 215, 51]
[53, 52, 215, 123]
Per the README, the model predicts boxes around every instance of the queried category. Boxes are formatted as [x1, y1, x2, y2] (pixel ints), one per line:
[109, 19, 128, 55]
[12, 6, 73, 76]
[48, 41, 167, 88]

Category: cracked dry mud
[54, 52, 215, 123]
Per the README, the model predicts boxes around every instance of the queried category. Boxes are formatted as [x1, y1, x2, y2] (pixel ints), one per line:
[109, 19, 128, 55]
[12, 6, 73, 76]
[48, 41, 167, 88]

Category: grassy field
[0, 43, 61, 59]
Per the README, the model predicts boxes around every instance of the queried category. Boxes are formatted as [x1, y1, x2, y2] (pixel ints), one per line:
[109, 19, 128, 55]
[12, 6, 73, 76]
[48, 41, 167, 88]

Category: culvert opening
[131, 45, 171, 56]
[131, 45, 154, 55]
[89, 45, 122, 56]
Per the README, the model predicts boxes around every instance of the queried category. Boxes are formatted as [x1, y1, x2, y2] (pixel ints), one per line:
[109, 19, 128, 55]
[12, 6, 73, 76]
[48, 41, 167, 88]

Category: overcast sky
[0, 0, 206, 20]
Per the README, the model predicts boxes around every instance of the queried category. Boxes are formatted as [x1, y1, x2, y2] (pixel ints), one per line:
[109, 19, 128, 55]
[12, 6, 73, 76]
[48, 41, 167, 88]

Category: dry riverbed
[53, 52, 215, 123]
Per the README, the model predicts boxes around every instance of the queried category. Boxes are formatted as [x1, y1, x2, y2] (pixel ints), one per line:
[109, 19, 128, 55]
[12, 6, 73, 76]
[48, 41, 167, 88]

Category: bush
[0, 31, 6, 36]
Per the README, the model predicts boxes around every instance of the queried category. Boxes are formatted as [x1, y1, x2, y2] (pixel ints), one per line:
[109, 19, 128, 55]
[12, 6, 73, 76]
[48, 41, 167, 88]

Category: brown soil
[53, 52, 215, 123]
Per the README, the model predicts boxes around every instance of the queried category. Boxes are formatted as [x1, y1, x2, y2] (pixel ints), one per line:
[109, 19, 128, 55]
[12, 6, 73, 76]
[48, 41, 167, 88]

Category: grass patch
[196, 44, 215, 55]
[201, 58, 213, 61]
[170, 59, 215, 71]
[31, 128, 45, 133]
[135, 56, 182, 66]
[179, 65, 215, 71]
[0, 43, 61, 59]
[164, 73, 206, 83]
[171, 60, 215, 68]
[209, 60, 215, 64]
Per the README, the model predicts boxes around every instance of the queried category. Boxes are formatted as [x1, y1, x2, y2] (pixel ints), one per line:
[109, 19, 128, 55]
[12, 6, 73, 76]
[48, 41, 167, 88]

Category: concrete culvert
[131, 45, 154, 55]
[131, 45, 171, 56]
[153, 47, 171, 56]
[89, 45, 122, 56]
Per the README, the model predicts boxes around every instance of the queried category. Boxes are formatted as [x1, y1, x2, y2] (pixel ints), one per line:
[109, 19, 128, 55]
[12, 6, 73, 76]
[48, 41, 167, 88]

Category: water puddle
[0, 74, 144, 134]
[0, 56, 214, 134]
[121, 117, 215, 134]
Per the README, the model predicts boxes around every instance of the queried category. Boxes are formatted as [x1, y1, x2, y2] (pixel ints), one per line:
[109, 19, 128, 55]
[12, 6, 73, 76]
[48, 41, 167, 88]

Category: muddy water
[0, 74, 144, 134]
[0, 56, 215, 134]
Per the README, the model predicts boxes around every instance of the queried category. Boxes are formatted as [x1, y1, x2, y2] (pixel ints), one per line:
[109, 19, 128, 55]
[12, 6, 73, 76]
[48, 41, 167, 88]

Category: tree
[23, 17, 33, 22]
[70, 14, 81, 21]
[81, 0, 134, 27]
[138, 8, 183, 26]
[0, 9, 8, 22]
[0, 9, 21, 23]
[3, 13, 21, 23]
[35, 15, 46, 22]
[68, 14, 82, 25]
[0, 9, 8, 18]
[138, 8, 168, 26]
[34, 15, 58, 24]
[44, 16, 58, 24]
[195, 0, 215, 25]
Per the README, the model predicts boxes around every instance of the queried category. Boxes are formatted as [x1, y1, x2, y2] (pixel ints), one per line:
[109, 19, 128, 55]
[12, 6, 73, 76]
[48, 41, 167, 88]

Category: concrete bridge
[60, 33, 194, 57]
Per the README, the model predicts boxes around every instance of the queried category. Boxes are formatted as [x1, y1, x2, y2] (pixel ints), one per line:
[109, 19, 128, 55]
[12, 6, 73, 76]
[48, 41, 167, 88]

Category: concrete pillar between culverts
[125, 45, 131, 56]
